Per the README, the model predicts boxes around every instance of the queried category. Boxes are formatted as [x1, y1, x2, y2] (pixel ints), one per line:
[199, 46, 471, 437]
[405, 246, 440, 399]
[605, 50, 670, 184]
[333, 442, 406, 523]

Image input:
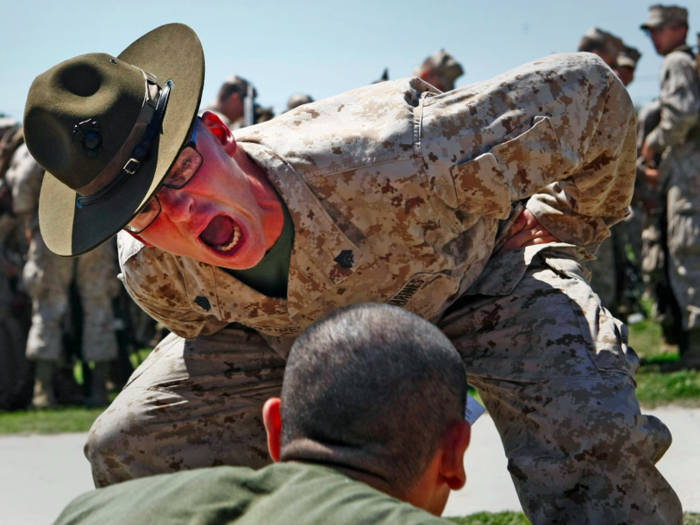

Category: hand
[497, 209, 559, 255]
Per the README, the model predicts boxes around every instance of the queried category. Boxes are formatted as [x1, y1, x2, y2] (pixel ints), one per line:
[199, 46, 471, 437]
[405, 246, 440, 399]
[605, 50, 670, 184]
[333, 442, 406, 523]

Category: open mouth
[199, 215, 244, 255]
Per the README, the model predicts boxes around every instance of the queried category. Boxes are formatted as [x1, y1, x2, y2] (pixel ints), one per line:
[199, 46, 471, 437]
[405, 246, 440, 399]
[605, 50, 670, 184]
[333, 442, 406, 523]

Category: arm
[645, 52, 700, 154]
[420, 53, 636, 256]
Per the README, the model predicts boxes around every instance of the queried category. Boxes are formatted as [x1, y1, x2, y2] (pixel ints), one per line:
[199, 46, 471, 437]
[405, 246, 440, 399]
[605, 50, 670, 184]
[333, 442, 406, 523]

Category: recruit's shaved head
[280, 303, 467, 495]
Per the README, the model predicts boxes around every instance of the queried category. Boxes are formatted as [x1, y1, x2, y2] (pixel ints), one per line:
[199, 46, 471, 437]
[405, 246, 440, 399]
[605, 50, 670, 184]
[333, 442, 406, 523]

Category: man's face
[615, 66, 635, 87]
[133, 115, 272, 270]
[221, 92, 244, 123]
[648, 24, 687, 55]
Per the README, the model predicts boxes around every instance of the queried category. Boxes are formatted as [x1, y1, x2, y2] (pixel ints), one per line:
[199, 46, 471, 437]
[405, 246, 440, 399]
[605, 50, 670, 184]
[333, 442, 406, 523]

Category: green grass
[627, 304, 700, 407]
[447, 513, 700, 525]
[447, 512, 530, 524]
[0, 406, 106, 435]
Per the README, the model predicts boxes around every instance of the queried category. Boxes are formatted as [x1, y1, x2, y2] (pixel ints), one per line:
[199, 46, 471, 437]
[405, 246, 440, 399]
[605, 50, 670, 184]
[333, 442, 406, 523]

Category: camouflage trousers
[23, 234, 119, 362]
[86, 254, 681, 524]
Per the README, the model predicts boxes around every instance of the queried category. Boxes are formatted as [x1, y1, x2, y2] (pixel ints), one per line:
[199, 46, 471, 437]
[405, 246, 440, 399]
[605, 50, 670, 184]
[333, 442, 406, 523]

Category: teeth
[217, 222, 241, 252]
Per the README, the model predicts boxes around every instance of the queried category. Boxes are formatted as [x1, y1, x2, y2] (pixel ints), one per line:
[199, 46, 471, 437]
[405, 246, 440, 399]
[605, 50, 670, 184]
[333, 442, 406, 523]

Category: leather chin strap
[76, 75, 174, 208]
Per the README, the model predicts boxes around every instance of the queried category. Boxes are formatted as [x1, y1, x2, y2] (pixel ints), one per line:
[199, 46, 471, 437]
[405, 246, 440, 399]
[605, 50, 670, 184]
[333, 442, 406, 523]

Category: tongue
[200, 216, 234, 246]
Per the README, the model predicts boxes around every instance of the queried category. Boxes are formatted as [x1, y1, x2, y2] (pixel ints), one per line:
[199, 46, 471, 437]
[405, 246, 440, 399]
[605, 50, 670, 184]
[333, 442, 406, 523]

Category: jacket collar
[233, 142, 363, 323]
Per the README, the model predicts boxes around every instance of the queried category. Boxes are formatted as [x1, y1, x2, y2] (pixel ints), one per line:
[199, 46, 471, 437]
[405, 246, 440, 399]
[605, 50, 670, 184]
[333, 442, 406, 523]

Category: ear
[262, 397, 283, 462]
[125, 230, 153, 247]
[200, 110, 237, 157]
[440, 421, 471, 490]
[420, 70, 430, 80]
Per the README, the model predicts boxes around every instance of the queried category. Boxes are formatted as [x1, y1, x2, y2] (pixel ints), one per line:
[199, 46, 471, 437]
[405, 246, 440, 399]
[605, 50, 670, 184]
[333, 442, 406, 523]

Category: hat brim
[38, 23, 205, 256]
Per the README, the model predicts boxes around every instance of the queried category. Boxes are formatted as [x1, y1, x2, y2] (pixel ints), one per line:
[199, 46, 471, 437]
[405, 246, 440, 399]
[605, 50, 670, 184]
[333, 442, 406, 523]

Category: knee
[84, 392, 145, 487]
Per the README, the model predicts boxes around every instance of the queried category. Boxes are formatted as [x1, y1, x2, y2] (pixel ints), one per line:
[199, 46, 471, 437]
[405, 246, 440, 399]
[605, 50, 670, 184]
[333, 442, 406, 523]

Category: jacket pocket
[449, 116, 563, 220]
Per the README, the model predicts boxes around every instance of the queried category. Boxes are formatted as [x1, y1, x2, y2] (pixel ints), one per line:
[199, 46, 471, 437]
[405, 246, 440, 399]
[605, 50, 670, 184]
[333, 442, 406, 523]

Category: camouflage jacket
[646, 45, 700, 154]
[118, 53, 636, 355]
[5, 143, 43, 232]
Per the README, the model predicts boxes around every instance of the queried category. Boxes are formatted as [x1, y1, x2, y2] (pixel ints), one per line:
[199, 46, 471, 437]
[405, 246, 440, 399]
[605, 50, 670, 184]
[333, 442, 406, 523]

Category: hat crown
[24, 53, 145, 191]
[642, 4, 688, 28]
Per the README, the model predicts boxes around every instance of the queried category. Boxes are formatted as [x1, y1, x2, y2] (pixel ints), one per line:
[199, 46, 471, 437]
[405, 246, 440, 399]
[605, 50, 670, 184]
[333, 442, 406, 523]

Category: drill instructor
[24, 24, 681, 524]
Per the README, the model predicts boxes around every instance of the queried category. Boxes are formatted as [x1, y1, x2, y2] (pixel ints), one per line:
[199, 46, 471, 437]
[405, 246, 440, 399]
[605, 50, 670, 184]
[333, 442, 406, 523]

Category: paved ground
[1, 406, 698, 524]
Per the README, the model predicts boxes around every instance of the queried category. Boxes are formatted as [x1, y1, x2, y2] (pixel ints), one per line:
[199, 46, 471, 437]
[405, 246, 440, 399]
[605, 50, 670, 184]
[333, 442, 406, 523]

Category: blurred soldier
[0, 178, 33, 411]
[583, 31, 634, 316]
[201, 75, 274, 127]
[5, 144, 120, 407]
[414, 50, 464, 92]
[615, 45, 642, 87]
[0, 117, 21, 177]
[641, 4, 700, 367]
[200, 75, 252, 127]
[286, 93, 314, 112]
[577, 27, 624, 67]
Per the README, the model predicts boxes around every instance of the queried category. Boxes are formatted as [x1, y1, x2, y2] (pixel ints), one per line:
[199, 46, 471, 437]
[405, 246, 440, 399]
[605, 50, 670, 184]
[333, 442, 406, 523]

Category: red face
[133, 115, 282, 270]
[615, 66, 635, 87]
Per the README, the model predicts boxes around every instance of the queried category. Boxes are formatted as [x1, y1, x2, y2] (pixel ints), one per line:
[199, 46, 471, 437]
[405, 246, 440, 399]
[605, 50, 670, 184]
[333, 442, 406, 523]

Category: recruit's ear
[200, 110, 237, 157]
[440, 421, 471, 490]
[262, 397, 283, 462]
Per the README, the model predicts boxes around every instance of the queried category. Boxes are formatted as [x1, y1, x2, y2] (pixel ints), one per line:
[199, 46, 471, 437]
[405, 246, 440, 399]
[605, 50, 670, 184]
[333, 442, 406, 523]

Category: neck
[233, 148, 284, 250]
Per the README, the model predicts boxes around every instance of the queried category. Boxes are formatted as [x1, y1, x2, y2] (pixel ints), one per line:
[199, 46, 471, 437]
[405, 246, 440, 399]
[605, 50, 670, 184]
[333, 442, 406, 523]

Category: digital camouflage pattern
[647, 46, 700, 333]
[6, 144, 120, 363]
[92, 53, 682, 523]
[438, 255, 681, 524]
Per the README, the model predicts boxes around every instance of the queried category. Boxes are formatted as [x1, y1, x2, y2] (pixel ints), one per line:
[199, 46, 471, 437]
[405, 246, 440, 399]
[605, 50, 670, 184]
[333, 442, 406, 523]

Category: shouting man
[24, 24, 680, 524]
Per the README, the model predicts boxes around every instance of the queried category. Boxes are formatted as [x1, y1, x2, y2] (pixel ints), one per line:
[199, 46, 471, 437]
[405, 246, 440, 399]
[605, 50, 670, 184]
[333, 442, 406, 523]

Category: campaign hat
[24, 23, 204, 256]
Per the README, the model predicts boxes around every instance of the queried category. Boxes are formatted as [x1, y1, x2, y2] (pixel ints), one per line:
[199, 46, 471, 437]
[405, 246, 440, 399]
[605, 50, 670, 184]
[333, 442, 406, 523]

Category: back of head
[280, 303, 467, 495]
[578, 27, 624, 65]
[286, 93, 314, 112]
[217, 75, 256, 102]
[617, 45, 642, 70]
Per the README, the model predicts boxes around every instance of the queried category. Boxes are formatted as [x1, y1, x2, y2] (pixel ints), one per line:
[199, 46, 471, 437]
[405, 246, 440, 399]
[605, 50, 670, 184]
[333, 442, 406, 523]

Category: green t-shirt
[54, 463, 452, 525]
[222, 197, 294, 299]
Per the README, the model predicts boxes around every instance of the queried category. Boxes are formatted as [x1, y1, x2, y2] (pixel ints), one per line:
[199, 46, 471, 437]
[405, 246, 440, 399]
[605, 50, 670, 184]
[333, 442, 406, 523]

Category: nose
[158, 187, 195, 223]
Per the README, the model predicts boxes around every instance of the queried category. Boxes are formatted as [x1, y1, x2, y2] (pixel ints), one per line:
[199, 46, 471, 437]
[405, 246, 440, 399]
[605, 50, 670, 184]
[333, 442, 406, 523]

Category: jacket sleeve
[419, 52, 636, 256]
[646, 52, 700, 152]
[117, 234, 228, 339]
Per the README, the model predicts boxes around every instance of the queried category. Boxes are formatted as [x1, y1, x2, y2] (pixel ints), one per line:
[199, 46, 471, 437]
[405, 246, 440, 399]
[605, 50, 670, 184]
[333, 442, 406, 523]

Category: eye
[138, 197, 157, 215]
[165, 148, 202, 188]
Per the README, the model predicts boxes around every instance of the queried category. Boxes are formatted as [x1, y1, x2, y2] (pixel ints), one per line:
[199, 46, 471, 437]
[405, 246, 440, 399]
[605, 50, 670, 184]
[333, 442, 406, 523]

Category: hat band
[76, 69, 173, 208]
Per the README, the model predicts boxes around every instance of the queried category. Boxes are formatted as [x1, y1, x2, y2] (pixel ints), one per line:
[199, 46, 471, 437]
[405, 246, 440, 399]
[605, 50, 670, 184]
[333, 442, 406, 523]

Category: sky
[2, 0, 699, 121]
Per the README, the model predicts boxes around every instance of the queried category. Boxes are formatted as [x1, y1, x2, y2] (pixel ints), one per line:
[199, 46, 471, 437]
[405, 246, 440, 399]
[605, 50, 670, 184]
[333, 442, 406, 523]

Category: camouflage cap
[579, 27, 625, 60]
[641, 4, 688, 29]
[286, 93, 314, 112]
[616, 46, 642, 69]
[414, 50, 464, 91]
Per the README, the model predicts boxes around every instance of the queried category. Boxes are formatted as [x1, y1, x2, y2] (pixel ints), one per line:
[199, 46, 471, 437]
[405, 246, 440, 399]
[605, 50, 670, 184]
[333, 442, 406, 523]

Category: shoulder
[117, 231, 187, 299]
[661, 49, 697, 74]
[234, 78, 436, 179]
